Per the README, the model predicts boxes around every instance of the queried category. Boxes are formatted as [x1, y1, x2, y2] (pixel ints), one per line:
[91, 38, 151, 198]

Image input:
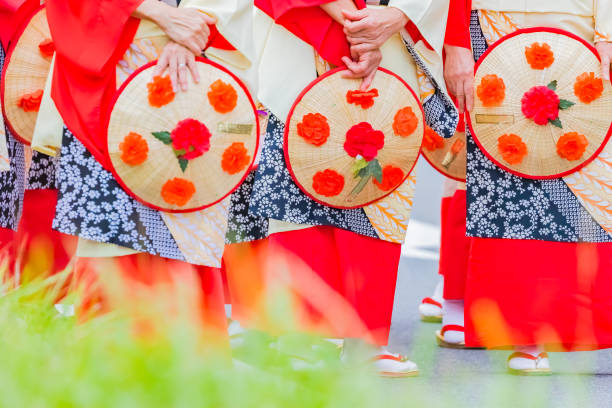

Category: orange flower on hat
[18, 89, 43, 112]
[161, 177, 196, 207]
[312, 169, 345, 197]
[297, 113, 330, 146]
[346, 89, 379, 109]
[574, 72, 604, 104]
[221, 142, 251, 175]
[208, 79, 238, 114]
[556, 132, 588, 161]
[422, 126, 445, 151]
[119, 132, 149, 166]
[147, 75, 175, 108]
[392, 107, 419, 137]
[497, 133, 528, 165]
[38, 39, 55, 58]
[373, 165, 404, 191]
[476, 74, 506, 107]
[525, 42, 554, 70]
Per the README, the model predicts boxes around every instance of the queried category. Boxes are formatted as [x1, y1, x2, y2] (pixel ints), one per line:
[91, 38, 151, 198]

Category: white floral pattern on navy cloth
[248, 114, 380, 238]
[466, 11, 611, 243]
[53, 128, 188, 259]
[26, 152, 58, 190]
[225, 169, 269, 244]
[0, 45, 25, 231]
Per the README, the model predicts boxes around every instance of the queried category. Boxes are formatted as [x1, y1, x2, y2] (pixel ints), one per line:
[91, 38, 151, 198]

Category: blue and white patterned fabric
[466, 11, 611, 243]
[26, 152, 58, 190]
[225, 169, 269, 244]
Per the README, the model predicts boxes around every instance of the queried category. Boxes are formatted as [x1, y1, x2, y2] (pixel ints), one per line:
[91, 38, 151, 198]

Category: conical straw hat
[468, 27, 612, 179]
[1, 6, 52, 145]
[285, 67, 424, 209]
[421, 128, 466, 182]
[106, 58, 259, 213]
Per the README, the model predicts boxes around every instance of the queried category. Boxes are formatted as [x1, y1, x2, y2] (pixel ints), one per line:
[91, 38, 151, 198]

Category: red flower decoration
[574, 72, 603, 104]
[346, 89, 379, 109]
[422, 126, 445, 151]
[161, 178, 196, 207]
[344, 122, 385, 161]
[208, 79, 238, 114]
[497, 134, 528, 165]
[119, 132, 149, 166]
[476, 74, 506, 107]
[521, 86, 559, 125]
[373, 165, 404, 191]
[18, 89, 43, 112]
[392, 107, 419, 137]
[312, 169, 345, 197]
[221, 142, 251, 174]
[525, 42, 554, 70]
[170, 118, 211, 160]
[297, 113, 330, 146]
[147, 75, 175, 108]
[38, 39, 55, 58]
[556, 132, 588, 161]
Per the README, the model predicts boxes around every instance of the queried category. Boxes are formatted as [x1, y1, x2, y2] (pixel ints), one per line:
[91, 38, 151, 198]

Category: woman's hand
[154, 42, 200, 92]
[443, 44, 475, 113]
[595, 41, 612, 81]
[342, 7, 408, 54]
[342, 48, 382, 90]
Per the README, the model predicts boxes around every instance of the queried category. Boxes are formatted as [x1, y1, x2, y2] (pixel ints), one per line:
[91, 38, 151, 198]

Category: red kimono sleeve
[255, 0, 365, 67]
[444, 0, 471, 49]
[46, 0, 144, 170]
[0, 0, 39, 50]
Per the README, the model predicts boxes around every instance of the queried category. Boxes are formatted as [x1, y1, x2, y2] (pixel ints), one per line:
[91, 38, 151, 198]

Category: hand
[154, 42, 200, 92]
[342, 7, 408, 54]
[156, 7, 216, 55]
[595, 42, 612, 81]
[443, 45, 475, 113]
[341, 49, 382, 91]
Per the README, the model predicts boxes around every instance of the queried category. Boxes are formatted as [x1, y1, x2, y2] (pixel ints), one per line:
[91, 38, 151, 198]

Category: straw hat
[1, 6, 52, 145]
[421, 128, 466, 182]
[284, 67, 424, 209]
[106, 58, 259, 213]
[467, 28, 612, 179]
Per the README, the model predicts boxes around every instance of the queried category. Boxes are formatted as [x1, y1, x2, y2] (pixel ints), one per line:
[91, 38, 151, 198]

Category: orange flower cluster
[525, 42, 554, 70]
[497, 133, 527, 165]
[119, 132, 149, 166]
[221, 142, 251, 175]
[422, 126, 445, 151]
[161, 177, 196, 207]
[373, 165, 404, 191]
[312, 169, 344, 197]
[38, 39, 55, 58]
[556, 132, 588, 161]
[147, 75, 175, 108]
[297, 113, 330, 146]
[393, 106, 419, 137]
[18, 89, 43, 112]
[477, 74, 506, 107]
[208, 79, 238, 114]
[574, 72, 603, 104]
[346, 89, 379, 109]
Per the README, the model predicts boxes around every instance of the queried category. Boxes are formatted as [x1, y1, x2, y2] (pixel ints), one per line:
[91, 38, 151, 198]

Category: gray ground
[385, 160, 612, 408]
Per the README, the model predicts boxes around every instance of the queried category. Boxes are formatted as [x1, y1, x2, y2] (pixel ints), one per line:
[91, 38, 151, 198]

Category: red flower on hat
[119, 132, 149, 166]
[170, 118, 211, 160]
[344, 122, 385, 161]
[497, 133, 528, 165]
[346, 89, 379, 109]
[297, 113, 330, 146]
[392, 107, 419, 137]
[221, 142, 251, 174]
[422, 126, 445, 151]
[476, 74, 506, 107]
[18, 89, 43, 112]
[208, 79, 238, 114]
[574, 72, 603, 104]
[521, 86, 560, 125]
[38, 39, 55, 58]
[373, 165, 404, 191]
[161, 177, 196, 207]
[147, 75, 175, 108]
[312, 169, 345, 197]
[525, 42, 554, 70]
[556, 132, 588, 161]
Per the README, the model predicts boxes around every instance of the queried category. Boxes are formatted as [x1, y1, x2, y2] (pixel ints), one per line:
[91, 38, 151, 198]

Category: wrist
[388, 7, 408, 30]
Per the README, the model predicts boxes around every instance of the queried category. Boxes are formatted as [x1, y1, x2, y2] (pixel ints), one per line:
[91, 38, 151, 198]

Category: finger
[200, 12, 217, 25]
[350, 42, 377, 56]
[601, 54, 611, 81]
[194, 33, 207, 52]
[344, 19, 369, 35]
[154, 52, 169, 77]
[177, 52, 188, 92]
[360, 68, 377, 91]
[456, 93, 465, 114]
[341, 9, 368, 22]
[183, 39, 200, 56]
[168, 52, 178, 91]
[464, 78, 474, 112]
[341, 56, 360, 73]
[187, 54, 200, 84]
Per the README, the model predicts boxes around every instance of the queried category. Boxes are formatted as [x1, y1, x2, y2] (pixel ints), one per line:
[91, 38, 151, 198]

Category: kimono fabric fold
[0, 0, 38, 49]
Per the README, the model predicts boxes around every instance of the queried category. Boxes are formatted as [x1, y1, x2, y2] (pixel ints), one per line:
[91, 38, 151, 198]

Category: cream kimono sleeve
[595, 0, 612, 42]
[31, 56, 64, 157]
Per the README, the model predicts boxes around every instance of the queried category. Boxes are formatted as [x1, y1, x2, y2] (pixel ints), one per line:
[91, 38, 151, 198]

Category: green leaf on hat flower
[549, 118, 563, 128]
[351, 158, 368, 178]
[152, 131, 172, 144]
[547, 80, 558, 91]
[559, 99, 575, 110]
[178, 158, 189, 172]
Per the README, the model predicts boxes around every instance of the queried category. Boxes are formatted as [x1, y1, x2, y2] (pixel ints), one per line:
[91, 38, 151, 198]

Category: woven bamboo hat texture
[421, 127, 466, 182]
[468, 28, 612, 179]
[107, 58, 258, 213]
[285, 67, 424, 209]
[1, 6, 52, 145]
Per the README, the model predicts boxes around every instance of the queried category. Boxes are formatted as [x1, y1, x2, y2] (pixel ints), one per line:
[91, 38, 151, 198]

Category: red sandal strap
[507, 352, 548, 362]
[421, 297, 442, 308]
[441, 325, 465, 335]
[374, 354, 407, 363]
